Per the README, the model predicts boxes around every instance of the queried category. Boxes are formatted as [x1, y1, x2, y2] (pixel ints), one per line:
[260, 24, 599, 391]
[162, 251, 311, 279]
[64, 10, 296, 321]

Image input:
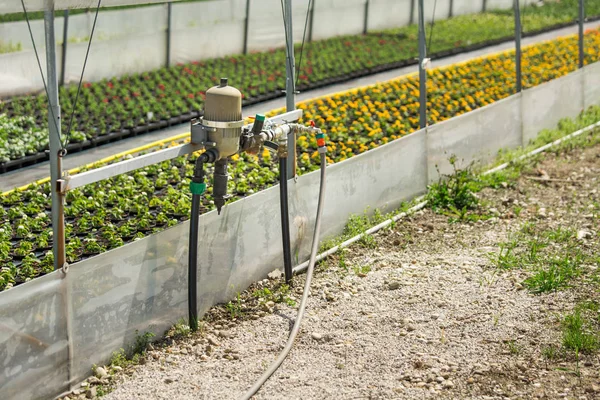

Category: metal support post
[60, 10, 68, 86]
[418, 0, 427, 129]
[44, 7, 66, 271]
[243, 0, 250, 54]
[363, 0, 370, 34]
[449, 0, 454, 18]
[482, 0, 487, 13]
[410, 0, 416, 25]
[166, 2, 172, 67]
[578, 0, 585, 69]
[514, 0, 522, 93]
[308, 0, 315, 42]
[284, 0, 296, 179]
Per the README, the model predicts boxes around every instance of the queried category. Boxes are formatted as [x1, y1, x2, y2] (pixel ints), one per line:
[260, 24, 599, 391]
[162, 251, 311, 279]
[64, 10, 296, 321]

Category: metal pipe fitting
[213, 158, 229, 215]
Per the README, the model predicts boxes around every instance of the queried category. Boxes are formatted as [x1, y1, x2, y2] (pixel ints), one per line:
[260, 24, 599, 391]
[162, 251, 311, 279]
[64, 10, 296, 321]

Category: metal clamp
[200, 118, 245, 129]
[61, 262, 69, 275]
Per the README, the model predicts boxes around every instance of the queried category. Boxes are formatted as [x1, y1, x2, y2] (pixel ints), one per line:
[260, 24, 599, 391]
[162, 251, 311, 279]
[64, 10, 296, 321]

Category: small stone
[208, 337, 221, 346]
[442, 380, 454, 389]
[164, 378, 174, 384]
[311, 332, 323, 341]
[94, 367, 108, 379]
[112, 366, 122, 372]
[436, 376, 445, 383]
[81, 382, 89, 388]
[218, 330, 231, 339]
[86, 387, 97, 399]
[406, 325, 416, 332]
[268, 269, 283, 280]
[165, 356, 176, 364]
[577, 230, 592, 240]
[200, 355, 209, 361]
[467, 377, 475, 384]
[180, 349, 188, 355]
[586, 384, 600, 393]
[388, 281, 401, 290]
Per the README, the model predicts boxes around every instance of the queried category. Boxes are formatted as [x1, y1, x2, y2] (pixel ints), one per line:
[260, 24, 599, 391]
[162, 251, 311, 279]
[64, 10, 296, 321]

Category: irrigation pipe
[293, 119, 600, 275]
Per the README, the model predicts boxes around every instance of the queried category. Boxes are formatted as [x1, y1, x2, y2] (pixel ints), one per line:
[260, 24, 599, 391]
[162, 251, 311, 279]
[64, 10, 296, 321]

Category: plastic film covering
[311, 0, 366, 41]
[0, 272, 70, 400]
[522, 69, 584, 144]
[427, 94, 522, 182]
[171, 0, 245, 65]
[66, 129, 427, 383]
[453, 0, 486, 17]
[584, 61, 600, 109]
[290, 129, 428, 262]
[368, 0, 412, 30]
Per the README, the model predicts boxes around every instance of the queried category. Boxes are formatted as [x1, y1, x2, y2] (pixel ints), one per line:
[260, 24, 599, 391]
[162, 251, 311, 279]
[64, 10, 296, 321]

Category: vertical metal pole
[449, 0, 454, 18]
[418, 0, 427, 129]
[578, 0, 585, 69]
[363, 0, 370, 34]
[44, 6, 66, 271]
[410, 0, 416, 25]
[166, 2, 172, 67]
[514, 0, 522, 93]
[308, 0, 315, 42]
[284, 0, 296, 179]
[482, 0, 487, 13]
[243, 0, 250, 54]
[60, 10, 68, 86]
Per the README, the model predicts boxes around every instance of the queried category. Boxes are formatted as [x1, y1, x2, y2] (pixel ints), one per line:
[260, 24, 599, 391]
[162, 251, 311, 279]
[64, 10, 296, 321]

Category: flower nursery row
[1, 0, 599, 168]
[1, 30, 600, 292]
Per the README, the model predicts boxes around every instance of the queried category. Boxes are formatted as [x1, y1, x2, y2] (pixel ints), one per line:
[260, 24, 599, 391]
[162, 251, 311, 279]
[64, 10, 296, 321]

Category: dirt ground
[85, 142, 600, 399]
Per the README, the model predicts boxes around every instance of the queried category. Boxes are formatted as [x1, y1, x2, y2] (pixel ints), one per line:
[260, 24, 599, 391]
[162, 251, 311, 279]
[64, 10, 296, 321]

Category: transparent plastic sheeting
[0, 272, 70, 400]
[584, 61, 600, 109]
[65, 129, 428, 385]
[0, 0, 512, 96]
[427, 94, 522, 182]
[0, 64, 596, 400]
[522, 70, 584, 144]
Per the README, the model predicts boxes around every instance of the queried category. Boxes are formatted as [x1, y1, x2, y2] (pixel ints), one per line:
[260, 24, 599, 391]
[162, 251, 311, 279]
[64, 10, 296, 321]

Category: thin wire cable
[427, 0, 438, 53]
[63, 0, 102, 148]
[20, 0, 63, 150]
[295, 0, 313, 88]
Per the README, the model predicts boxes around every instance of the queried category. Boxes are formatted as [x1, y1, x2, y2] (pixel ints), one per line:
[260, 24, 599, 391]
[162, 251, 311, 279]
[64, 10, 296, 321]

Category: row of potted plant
[1, 3, 599, 165]
[1, 30, 599, 291]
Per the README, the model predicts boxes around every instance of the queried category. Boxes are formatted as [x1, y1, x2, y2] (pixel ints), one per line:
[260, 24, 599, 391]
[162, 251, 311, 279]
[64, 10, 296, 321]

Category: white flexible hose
[238, 152, 327, 400]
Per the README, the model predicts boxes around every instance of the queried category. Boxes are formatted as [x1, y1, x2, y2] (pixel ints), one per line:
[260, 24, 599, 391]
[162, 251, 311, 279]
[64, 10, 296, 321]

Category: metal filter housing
[204, 78, 243, 158]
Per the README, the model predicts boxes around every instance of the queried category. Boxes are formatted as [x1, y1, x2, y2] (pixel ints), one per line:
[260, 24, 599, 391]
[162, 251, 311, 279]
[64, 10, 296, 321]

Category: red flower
[379, 39, 386, 45]
[133, 92, 141, 97]
[83, 82, 92, 88]
[107, 82, 114, 89]
[187, 93, 194, 99]
[102, 98, 109, 103]
[157, 84, 165, 91]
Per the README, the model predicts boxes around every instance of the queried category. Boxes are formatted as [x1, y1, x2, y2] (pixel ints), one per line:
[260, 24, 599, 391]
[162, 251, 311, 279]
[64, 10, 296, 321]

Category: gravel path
[92, 142, 600, 399]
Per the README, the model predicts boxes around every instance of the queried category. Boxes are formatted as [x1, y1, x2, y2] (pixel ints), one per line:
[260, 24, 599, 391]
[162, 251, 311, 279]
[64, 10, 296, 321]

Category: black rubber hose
[279, 155, 293, 283]
[188, 192, 201, 331]
[188, 149, 217, 331]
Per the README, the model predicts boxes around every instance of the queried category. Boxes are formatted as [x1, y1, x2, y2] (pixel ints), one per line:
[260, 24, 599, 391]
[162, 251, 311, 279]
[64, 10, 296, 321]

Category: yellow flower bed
[268, 30, 600, 171]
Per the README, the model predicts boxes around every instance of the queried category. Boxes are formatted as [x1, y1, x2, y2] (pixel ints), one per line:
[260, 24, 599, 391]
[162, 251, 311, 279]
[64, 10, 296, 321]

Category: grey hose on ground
[238, 152, 327, 400]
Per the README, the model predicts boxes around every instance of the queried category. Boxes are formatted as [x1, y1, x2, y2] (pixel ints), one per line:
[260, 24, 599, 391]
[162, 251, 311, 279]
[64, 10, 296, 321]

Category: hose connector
[316, 130, 327, 155]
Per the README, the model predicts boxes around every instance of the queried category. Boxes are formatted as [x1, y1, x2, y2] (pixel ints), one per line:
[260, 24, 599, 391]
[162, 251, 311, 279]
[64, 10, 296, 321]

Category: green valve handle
[252, 114, 266, 134]
[190, 182, 206, 195]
